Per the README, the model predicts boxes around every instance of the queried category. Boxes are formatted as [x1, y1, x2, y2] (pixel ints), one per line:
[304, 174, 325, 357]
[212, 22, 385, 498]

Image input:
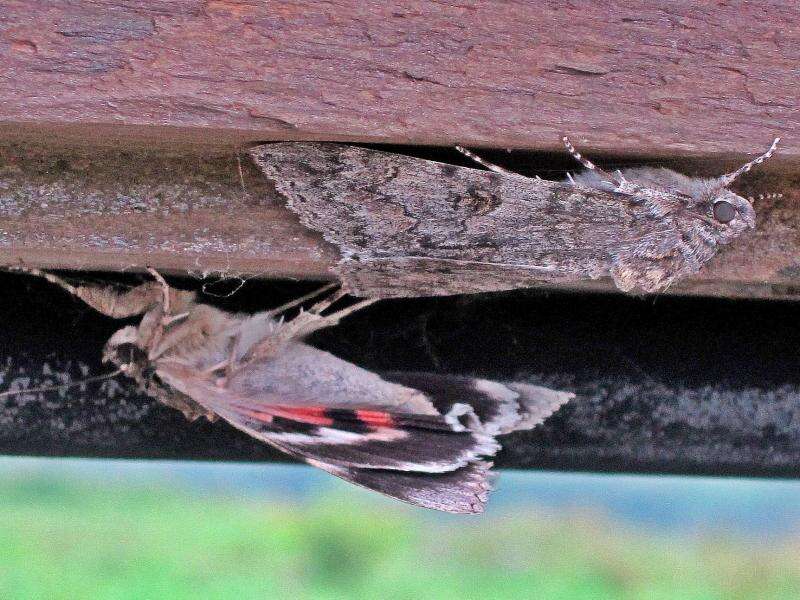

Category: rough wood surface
[1, 142, 799, 300]
[0, 143, 338, 279]
[0, 1, 798, 157]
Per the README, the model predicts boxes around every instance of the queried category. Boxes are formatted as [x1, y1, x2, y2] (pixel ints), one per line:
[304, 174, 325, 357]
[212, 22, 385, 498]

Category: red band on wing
[229, 404, 397, 429]
[263, 405, 335, 426]
[231, 404, 335, 426]
[354, 409, 395, 428]
[235, 408, 275, 423]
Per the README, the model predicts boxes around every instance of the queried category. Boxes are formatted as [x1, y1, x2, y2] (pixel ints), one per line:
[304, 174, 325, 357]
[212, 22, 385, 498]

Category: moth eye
[712, 200, 736, 224]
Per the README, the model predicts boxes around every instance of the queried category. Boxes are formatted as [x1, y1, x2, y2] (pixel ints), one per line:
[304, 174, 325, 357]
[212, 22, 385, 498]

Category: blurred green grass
[0, 476, 798, 600]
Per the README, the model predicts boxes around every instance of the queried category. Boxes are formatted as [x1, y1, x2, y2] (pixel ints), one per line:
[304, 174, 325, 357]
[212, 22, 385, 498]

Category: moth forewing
[250, 139, 778, 297]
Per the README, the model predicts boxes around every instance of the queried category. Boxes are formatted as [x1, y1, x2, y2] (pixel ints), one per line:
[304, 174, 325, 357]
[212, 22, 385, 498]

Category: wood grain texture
[0, 1, 797, 156]
[0, 143, 338, 278]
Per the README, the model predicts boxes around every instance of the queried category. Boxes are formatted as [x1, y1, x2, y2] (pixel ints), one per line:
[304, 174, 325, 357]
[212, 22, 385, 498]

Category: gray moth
[249, 137, 779, 297]
[17, 268, 573, 514]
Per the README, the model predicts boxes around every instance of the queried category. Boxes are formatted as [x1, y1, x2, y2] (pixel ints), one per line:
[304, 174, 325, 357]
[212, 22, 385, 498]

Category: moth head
[676, 184, 756, 245]
[685, 137, 779, 238]
[102, 325, 153, 380]
[705, 187, 756, 231]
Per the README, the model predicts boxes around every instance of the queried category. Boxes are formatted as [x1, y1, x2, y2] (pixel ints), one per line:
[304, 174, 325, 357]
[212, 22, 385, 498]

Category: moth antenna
[719, 137, 780, 187]
[566, 172, 576, 185]
[749, 192, 784, 205]
[0, 368, 124, 399]
[562, 135, 597, 171]
[561, 136, 622, 187]
[455, 145, 521, 177]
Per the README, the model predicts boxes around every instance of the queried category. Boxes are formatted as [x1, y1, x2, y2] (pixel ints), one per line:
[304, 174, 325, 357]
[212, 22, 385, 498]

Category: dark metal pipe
[1, 271, 798, 477]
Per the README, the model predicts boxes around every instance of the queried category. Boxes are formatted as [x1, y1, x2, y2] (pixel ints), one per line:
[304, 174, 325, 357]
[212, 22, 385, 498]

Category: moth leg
[239, 294, 377, 367]
[147, 267, 172, 315]
[11, 266, 163, 319]
[271, 284, 373, 338]
[199, 334, 240, 379]
[270, 297, 377, 342]
[455, 146, 522, 177]
[295, 289, 378, 333]
[265, 282, 338, 319]
[145, 380, 216, 422]
[303, 288, 347, 314]
[161, 311, 191, 327]
[142, 267, 175, 355]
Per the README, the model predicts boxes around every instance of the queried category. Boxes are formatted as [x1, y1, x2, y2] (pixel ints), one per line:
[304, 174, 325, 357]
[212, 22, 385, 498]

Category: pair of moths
[13, 138, 778, 513]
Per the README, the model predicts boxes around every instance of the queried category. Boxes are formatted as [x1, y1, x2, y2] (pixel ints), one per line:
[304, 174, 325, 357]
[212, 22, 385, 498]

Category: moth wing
[155, 362, 498, 512]
[610, 238, 694, 293]
[250, 142, 496, 258]
[249, 143, 629, 297]
[207, 395, 496, 513]
[211, 400, 496, 513]
[155, 362, 498, 473]
[381, 372, 574, 435]
[315, 460, 494, 514]
[250, 142, 584, 263]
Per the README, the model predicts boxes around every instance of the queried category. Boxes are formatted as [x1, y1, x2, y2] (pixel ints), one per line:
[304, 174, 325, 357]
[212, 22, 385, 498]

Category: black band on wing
[381, 372, 521, 433]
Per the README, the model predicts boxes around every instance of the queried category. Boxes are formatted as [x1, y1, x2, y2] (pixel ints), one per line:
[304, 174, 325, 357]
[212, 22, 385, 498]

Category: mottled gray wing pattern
[249, 143, 690, 296]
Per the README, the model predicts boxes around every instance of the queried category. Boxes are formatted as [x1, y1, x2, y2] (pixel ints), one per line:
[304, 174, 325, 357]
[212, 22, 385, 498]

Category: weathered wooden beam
[2, 272, 799, 477]
[0, 143, 338, 279]
[1, 1, 798, 157]
[1, 142, 799, 300]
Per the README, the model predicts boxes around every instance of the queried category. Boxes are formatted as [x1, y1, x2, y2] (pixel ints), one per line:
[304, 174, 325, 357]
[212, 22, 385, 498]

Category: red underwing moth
[249, 137, 780, 297]
[20, 269, 573, 513]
